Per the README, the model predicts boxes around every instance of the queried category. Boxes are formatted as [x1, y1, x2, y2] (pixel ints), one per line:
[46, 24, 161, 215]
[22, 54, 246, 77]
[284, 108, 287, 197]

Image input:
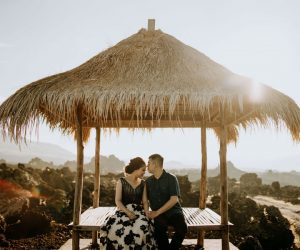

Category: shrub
[0, 214, 6, 234]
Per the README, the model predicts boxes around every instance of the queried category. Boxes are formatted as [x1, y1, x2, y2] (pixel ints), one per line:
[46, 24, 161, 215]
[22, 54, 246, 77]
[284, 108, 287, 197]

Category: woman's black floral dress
[99, 178, 157, 249]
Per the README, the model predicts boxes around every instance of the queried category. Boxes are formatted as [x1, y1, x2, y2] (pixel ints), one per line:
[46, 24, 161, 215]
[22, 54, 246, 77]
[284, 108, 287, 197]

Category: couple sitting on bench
[99, 154, 188, 250]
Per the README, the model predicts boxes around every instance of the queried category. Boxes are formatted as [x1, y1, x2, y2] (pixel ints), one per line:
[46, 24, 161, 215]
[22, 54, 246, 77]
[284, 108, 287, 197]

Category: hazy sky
[1, 0, 300, 171]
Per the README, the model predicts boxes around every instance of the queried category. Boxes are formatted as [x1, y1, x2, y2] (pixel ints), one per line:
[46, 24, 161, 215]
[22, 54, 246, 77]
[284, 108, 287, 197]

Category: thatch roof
[1, 28, 300, 142]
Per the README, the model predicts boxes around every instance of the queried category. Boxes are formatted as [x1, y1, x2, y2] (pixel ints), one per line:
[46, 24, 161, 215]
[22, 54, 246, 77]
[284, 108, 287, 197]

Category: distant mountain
[168, 161, 246, 181]
[2, 139, 300, 186]
[0, 139, 77, 165]
[256, 154, 300, 172]
[0, 138, 126, 174]
[258, 170, 300, 187]
[164, 160, 198, 169]
[63, 155, 125, 174]
[207, 161, 247, 179]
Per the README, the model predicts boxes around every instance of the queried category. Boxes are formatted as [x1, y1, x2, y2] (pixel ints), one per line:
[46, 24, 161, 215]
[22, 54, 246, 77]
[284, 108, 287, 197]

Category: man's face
[147, 159, 155, 174]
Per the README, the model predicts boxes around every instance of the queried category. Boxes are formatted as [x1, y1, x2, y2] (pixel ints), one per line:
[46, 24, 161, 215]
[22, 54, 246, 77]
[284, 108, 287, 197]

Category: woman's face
[135, 165, 146, 178]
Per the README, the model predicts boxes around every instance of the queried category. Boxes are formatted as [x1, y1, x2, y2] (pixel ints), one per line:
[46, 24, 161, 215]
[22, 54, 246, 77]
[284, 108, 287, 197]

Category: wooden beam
[72, 105, 84, 250]
[82, 120, 222, 128]
[219, 106, 229, 250]
[70, 223, 231, 231]
[40, 102, 239, 129]
[92, 127, 101, 246]
[198, 126, 207, 247]
[225, 109, 256, 126]
[208, 110, 220, 123]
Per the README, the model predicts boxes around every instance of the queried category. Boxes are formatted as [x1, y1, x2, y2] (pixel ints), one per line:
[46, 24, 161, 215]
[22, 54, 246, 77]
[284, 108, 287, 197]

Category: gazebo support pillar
[92, 127, 101, 246]
[198, 126, 207, 247]
[72, 106, 84, 250]
[220, 107, 229, 250]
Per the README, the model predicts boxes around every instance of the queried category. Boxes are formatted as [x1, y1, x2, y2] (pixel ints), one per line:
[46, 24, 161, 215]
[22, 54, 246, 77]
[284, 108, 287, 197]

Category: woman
[99, 157, 156, 249]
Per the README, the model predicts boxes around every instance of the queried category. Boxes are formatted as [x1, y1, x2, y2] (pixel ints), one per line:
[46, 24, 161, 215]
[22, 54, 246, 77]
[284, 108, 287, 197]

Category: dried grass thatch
[1, 28, 300, 142]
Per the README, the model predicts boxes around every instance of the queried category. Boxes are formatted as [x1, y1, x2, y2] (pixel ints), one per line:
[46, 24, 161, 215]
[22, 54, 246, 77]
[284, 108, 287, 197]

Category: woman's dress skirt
[99, 204, 157, 250]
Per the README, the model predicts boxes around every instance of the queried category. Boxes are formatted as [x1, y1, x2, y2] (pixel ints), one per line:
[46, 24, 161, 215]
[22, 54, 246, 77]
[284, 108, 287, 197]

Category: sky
[0, 0, 300, 171]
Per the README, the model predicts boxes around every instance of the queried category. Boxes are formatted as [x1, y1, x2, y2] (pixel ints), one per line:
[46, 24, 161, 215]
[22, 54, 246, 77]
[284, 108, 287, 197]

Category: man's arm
[148, 195, 178, 219]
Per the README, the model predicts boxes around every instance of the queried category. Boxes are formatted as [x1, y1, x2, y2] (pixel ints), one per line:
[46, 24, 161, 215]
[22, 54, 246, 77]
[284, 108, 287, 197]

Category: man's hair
[149, 154, 164, 167]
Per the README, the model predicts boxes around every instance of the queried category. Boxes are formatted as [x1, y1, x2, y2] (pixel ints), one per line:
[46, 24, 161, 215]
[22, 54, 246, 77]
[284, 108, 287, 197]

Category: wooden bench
[69, 206, 233, 231]
[69, 207, 117, 231]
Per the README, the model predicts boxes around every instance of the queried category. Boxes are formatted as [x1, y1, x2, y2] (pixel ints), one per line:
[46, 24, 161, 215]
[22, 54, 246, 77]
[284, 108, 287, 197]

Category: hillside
[0, 139, 76, 165]
[169, 162, 300, 187]
[1, 139, 300, 186]
[169, 161, 246, 181]
[207, 161, 247, 179]
[63, 155, 125, 174]
[0, 139, 125, 174]
[258, 170, 300, 187]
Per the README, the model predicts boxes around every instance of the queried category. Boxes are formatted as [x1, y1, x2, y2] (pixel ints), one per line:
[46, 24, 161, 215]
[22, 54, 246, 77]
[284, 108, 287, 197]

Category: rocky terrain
[252, 195, 300, 248]
[5, 223, 71, 250]
[0, 160, 300, 249]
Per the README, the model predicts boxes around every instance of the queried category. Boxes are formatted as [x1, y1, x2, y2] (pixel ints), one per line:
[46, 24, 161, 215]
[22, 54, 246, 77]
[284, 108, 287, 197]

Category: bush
[209, 192, 295, 249]
[20, 211, 52, 236]
[238, 235, 263, 250]
[0, 214, 6, 234]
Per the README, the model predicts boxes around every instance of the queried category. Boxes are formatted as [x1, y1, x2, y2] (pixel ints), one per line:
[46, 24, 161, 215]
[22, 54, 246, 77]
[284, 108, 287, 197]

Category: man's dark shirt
[146, 170, 183, 218]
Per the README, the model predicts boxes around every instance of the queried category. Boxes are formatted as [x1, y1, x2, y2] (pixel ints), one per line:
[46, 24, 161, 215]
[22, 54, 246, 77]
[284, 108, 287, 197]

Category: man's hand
[148, 210, 160, 219]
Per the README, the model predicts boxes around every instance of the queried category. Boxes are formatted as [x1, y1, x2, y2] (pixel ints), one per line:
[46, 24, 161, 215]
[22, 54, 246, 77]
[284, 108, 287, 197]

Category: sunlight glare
[249, 80, 263, 103]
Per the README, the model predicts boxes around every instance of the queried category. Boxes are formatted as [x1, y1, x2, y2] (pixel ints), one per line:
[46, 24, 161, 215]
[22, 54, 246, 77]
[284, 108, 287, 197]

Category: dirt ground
[3, 224, 200, 250]
[4, 223, 71, 250]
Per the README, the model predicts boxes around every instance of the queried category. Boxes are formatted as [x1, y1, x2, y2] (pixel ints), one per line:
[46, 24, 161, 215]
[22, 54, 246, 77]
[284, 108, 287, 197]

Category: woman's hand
[127, 211, 137, 220]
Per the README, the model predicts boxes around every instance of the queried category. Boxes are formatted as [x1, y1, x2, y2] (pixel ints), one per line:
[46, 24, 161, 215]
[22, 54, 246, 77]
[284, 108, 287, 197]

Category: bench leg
[72, 229, 80, 250]
[197, 230, 204, 248]
[91, 231, 99, 247]
[221, 225, 229, 250]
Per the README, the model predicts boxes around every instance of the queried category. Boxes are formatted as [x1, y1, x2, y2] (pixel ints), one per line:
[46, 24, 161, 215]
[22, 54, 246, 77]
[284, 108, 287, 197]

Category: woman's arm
[142, 184, 150, 216]
[115, 179, 136, 219]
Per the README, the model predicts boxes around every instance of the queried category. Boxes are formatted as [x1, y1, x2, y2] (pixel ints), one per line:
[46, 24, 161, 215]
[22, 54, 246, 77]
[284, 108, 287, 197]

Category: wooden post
[72, 105, 84, 250]
[220, 106, 229, 250]
[92, 127, 101, 246]
[199, 127, 207, 208]
[148, 19, 155, 31]
[198, 126, 207, 247]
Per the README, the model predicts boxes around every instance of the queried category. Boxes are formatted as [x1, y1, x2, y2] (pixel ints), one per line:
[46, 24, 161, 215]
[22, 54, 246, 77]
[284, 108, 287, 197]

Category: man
[146, 154, 187, 250]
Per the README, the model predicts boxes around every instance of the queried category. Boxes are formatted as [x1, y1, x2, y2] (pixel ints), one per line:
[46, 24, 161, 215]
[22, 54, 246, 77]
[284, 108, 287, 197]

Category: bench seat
[69, 206, 233, 231]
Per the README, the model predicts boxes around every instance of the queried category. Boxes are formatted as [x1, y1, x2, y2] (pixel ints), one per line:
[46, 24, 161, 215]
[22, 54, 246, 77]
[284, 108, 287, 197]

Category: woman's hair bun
[124, 157, 145, 174]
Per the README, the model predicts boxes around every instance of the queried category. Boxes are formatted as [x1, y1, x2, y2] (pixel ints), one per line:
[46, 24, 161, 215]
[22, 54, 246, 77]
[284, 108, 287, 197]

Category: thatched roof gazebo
[1, 20, 300, 249]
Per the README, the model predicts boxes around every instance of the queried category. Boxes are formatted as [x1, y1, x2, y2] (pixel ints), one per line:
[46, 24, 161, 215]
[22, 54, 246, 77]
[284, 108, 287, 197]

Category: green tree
[240, 173, 262, 195]
[271, 181, 281, 197]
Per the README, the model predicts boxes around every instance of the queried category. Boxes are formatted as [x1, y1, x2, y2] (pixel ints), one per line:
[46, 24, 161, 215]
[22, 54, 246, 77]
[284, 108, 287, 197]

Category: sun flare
[249, 80, 263, 103]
